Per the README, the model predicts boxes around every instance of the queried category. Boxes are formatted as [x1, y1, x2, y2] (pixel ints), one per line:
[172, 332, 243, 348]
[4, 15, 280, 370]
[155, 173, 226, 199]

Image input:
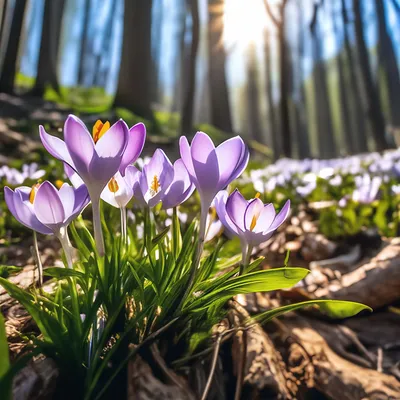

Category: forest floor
[1, 93, 400, 399]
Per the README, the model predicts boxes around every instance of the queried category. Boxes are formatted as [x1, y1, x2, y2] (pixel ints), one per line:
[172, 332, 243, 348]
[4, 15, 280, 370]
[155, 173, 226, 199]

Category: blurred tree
[0, 0, 7, 44]
[180, 0, 199, 134]
[263, 28, 279, 156]
[30, 0, 65, 97]
[208, 0, 233, 133]
[353, 0, 387, 151]
[295, 0, 311, 158]
[0, 0, 27, 94]
[341, 0, 368, 153]
[246, 42, 263, 143]
[332, 0, 353, 153]
[264, 0, 292, 157]
[114, 0, 153, 119]
[375, 0, 400, 128]
[77, 0, 91, 86]
[310, 1, 336, 158]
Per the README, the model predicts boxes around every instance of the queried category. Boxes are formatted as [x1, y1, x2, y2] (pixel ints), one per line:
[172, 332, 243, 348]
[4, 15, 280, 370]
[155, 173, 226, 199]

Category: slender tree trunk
[310, 4, 336, 158]
[0, 0, 27, 94]
[114, 0, 153, 120]
[332, 1, 354, 154]
[180, 0, 199, 134]
[208, 0, 233, 132]
[246, 42, 263, 143]
[353, 0, 388, 151]
[30, 0, 65, 97]
[341, 0, 368, 153]
[375, 0, 400, 127]
[77, 0, 91, 86]
[0, 0, 8, 43]
[264, 29, 279, 156]
[296, 0, 310, 158]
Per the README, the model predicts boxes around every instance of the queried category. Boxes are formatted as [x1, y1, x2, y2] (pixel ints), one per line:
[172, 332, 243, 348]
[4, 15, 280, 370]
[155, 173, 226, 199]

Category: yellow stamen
[250, 214, 258, 231]
[108, 177, 119, 193]
[150, 175, 160, 194]
[55, 180, 64, 189]
[208, 206, 217, 222]
[92, 120, 110, 143]
[255, 192, 261, 199]
[29, 183, 41, 204]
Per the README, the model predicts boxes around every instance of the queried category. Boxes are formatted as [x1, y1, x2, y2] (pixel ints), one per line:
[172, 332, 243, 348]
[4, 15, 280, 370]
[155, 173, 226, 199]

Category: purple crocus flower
[39, 115, 145, 255]
[161, 159, 195, 210]
[5, 182, 89, 268]
[131, 149, 174, 208]
[216, 189, 290, 269]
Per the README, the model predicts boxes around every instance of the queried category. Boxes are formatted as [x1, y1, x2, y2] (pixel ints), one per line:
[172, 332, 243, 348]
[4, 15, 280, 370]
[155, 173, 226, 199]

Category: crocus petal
[119, 123, 146, 175]
[101, 172, 133, 208]
[214, 190, 238, 236]
[4, 187, 52, 235]
[243, 198, 264, 231]
[267, 200, 290, 232]
[58, 183, 75, 220]
[179, 136, 196, 177]
[34, 182, 65, 229]
[216, 136, 246, 187]
[253, 203, 276, 233]
[226, 189, 248, 231]
[39, 125, 75, 168]
[64, 163, 85, 188]
[64, 115, 95, 176]
[191, 132, 219, 199]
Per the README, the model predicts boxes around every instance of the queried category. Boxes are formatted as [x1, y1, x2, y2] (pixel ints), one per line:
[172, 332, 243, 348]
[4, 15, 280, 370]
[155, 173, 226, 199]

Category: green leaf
[152, 226, 170, 245]
[252, 300, 372, 324]
[0, 265, 23, 278]
[43, 267, 86, 280]
[0, 313, 10, 381]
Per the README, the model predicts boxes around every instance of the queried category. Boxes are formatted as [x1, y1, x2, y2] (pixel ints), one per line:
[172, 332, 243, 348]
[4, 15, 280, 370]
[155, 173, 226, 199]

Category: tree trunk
[264, 29, 280, 157]
[0, 0, 27, 94]
[180, 0, 199, 134]
[375, 0, 400, 128]
[310, 4, 336, 158]
[246, 42, 263, 143]
[30, 0, 65, 97]
[114, 0, 153, 120]
[208, 0, 233, 133]
[341, 0, 368, 153]
[332, 1, 354, 154]
[353, 0, 388, 151]
[77, 0, 91, 86]
[0, 0, 8, 44]
[296, 0, 310, 159]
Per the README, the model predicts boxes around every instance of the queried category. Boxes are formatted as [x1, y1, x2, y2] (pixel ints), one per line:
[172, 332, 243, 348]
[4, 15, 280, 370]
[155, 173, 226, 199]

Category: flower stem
[91, 197, 105, 256]
[239, 244, 253, 275]
[120, 207, 127, 245]
[57, 226, 74, 269]
[31, 231, 43, 286]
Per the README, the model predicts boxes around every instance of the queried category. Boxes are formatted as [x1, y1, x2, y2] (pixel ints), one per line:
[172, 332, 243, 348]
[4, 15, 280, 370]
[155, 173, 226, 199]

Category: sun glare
[223, 0, 268, 49]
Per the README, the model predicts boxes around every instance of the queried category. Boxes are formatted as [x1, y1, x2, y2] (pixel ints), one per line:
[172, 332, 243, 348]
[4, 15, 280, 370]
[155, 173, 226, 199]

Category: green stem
[120, 207, 127, 245]
[31, 231, 43, 286]
[239, 244, 253, 275]
[91, 197, 105, 256]
[57, 226, 74, 269]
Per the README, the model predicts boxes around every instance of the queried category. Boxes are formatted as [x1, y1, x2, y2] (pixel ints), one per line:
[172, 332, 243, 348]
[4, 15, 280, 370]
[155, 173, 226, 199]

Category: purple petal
[179, 136, 195, 177]
[119, 123, 146, 175]
[64, 163, 85, 188]
[34, 182, 65, 228]
[226, 189, 247, 231]
[214, 190, 238, 236]
[253, 203, 276, 233]
[191, 132, 219, 198]
[243, 198, 264, 231]
[267, 200, 290, 232]
[216, 136, 246, 187]
[58, 183, 75, 219]
[230, 141, 249, 182]
[64, 115, 95, 176]
[39, 125, 75, 168]
[4, 186, 52, 234]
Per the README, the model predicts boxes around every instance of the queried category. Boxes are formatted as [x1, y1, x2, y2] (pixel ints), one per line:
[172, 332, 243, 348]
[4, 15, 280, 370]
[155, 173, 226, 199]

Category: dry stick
[234, 329, 247, 400]
[200, 335, 222, 400]
[377, 348, 383, 373]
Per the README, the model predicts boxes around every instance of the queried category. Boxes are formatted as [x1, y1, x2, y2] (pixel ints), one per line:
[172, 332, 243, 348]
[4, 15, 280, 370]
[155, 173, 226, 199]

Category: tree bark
[180, 0, 199, 134]
[310, 2, 336, 158]
[208, 0, 233, 133]
[114, 0, 153, 120]
[0, 0, 28, 94]
[264, 0, 292, 157]
[30, 0, 65, 97]
[353, 0, 388, 151]
[77, 0, 91, 86]
[375, 0, 400, 128]
[341, 0, 368, 153]
[263, 29, 280, 157]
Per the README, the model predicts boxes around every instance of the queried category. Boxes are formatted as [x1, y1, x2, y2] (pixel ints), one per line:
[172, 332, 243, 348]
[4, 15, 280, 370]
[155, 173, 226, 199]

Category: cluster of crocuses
[5, 115, 290, 285]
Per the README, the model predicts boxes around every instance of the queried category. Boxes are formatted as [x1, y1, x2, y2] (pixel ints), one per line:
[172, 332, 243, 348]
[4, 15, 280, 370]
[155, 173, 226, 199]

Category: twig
[200, 335, 222, 400]
[377, 347, 383, 373]
[234, 329, 247, 400]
